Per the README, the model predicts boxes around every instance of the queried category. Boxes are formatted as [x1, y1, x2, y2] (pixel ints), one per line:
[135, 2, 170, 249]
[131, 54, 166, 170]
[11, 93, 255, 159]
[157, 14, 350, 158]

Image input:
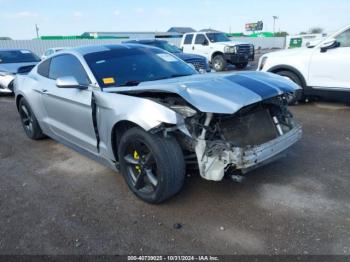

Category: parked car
[0, 49, 40, 94]
[124, 39, 211, 73]
[258, 24, 350, 103]
[14, 44, 302, 203]
[180, 31, 254, 71]
[41, 47, 67, 60]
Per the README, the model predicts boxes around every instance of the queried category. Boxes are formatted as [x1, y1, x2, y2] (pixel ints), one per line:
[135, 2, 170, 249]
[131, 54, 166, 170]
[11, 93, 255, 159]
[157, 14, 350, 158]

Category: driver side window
[49, 54, 90, 85]
[336, 29, 350, 47]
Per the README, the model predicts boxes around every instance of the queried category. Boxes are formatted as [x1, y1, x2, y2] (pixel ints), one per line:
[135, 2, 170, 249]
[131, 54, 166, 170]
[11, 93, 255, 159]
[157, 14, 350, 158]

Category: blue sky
[1, 0, 349, 39]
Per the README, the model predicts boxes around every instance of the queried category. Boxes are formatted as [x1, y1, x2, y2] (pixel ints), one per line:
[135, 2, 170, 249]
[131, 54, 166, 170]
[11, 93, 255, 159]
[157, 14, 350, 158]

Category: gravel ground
[0, 94, 349, 255]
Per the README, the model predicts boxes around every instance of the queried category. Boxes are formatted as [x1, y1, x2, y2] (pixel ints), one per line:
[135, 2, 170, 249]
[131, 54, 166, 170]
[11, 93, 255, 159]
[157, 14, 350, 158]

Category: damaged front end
[175, 94, 302, 181]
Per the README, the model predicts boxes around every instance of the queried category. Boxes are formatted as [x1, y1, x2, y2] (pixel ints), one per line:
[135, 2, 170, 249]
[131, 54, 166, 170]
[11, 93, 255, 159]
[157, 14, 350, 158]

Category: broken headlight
[170, 105, 197, 118]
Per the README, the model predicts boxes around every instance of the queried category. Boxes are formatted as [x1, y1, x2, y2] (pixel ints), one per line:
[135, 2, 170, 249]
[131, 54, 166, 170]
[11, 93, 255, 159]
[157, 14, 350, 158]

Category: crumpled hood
[106, 71, 300, 114]
[0, 62, 38, 74]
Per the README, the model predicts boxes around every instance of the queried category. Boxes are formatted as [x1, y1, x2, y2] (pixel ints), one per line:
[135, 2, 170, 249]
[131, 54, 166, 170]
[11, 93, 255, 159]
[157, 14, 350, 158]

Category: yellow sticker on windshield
[102, 77, 115, 85]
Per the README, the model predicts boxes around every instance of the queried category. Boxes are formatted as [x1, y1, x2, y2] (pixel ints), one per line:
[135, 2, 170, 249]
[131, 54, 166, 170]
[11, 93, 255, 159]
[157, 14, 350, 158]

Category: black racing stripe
[226, 74, 279, 99]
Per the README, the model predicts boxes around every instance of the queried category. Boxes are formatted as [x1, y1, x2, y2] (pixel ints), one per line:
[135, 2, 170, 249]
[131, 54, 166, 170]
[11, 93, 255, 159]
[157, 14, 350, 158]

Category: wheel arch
[268, 65, 307, 88]
[111, 120, 145, 162]
[15, 94, 24, 111]
[211, 51, 224, 61]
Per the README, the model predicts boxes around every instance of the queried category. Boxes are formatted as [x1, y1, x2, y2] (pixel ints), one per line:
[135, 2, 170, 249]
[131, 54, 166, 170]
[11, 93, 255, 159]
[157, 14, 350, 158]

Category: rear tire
[18, 98, 45, 140]
[234, 62, 248, 69]
[275, 70, 304, 105]
[118, 127, 185, 204]
[212, 55, 227, 72]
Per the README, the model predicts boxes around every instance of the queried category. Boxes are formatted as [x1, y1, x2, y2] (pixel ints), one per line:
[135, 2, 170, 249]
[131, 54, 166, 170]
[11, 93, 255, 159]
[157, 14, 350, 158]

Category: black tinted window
[37, 59, 51, 78]
[0, 50, 40, 64]
[84, 46, 196, 88]
[184, 34, 193, 45]
[49, 54, 89, 85]
[195, 34, 207, 45]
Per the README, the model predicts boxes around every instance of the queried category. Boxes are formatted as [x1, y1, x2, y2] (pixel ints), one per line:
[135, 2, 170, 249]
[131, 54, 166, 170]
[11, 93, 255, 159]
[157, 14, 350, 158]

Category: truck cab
[180, 31, 254, 71]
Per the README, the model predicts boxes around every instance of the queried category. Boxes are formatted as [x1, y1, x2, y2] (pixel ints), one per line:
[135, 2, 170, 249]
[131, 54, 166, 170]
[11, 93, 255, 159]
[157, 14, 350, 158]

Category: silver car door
[41, 54, 98, 154]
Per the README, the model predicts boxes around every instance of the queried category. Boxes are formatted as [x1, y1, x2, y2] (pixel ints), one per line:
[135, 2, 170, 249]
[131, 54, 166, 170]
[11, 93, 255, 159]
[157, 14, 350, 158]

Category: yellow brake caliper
[133, 150, 142, 174]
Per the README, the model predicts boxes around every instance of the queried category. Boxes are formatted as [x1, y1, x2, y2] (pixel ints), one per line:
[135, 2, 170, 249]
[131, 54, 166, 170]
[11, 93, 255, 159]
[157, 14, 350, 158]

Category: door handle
[41, 89, 48, 93]
[192, 46, 195, 50]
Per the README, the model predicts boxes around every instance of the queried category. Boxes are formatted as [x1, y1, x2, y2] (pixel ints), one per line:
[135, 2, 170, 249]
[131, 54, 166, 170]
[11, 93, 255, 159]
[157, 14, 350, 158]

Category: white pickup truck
[180, 32, 254, 71]
[258, 24, 350, 103]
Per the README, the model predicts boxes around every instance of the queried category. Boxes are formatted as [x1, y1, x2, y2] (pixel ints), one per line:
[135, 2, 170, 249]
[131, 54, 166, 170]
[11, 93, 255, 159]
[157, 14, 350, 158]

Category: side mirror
[202, 39, 209, 46]
[320, 38, 339, 53]
[56, 76, 88, 90]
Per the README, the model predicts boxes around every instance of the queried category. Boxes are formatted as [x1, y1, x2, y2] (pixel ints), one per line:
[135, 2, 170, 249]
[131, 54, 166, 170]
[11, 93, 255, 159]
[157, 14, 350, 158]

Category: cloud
[134, 7, 144, 14]
[15, 11, 39, 18]
[113, 9, 121, 16]
[73, 11, 83, 18]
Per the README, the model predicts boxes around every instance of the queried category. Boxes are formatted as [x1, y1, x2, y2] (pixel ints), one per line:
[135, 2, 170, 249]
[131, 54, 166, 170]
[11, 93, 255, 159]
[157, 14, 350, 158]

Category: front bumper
[238, 123, 302, 172]
[196, 124, 302, 181]
[223, 53, 254, 64]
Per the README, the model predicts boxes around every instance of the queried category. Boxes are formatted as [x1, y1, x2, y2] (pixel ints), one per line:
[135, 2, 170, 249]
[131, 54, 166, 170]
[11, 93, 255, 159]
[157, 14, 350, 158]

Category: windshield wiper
[170, 74, 192, 78]
[119, 80, 140, 87]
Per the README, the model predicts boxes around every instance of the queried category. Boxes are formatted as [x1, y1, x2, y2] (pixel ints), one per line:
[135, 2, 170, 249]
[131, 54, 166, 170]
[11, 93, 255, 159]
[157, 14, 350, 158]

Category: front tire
[18, 98, 45, 140]
[118, 127, 185, 204]
[212, 55, 227, 72]
[275, 70, 304, 105]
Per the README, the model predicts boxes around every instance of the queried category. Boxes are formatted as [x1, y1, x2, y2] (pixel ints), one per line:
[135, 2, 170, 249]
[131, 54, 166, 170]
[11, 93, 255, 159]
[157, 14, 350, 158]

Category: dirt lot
[0, 95, 349, 255]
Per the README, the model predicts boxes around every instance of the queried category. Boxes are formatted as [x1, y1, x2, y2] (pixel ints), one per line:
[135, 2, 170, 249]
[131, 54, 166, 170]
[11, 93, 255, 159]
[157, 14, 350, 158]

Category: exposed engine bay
[133, 92, 302, 181]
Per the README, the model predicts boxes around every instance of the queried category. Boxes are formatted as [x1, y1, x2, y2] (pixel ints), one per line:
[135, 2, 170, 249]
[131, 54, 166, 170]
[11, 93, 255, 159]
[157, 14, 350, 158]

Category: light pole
[273, 16, 279, 35]
[35, 24, 40, 38]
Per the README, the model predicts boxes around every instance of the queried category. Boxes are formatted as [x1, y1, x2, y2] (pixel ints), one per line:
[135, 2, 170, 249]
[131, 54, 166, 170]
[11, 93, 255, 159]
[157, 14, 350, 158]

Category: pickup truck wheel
[234, 62, 248, 69]
[275, 70, 304, 105]
[118, 127, 185, 204]
[212, 55, 226, 72]
[18, 98, 45, 140]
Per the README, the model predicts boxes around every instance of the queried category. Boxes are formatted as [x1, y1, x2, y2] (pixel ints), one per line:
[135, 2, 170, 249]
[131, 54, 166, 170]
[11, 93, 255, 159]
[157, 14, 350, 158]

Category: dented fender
[92, 91, 189, 161]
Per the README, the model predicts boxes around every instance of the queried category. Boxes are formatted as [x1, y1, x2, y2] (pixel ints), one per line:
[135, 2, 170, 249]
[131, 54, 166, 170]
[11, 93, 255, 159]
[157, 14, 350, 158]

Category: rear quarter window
[37, 59, 51, 78]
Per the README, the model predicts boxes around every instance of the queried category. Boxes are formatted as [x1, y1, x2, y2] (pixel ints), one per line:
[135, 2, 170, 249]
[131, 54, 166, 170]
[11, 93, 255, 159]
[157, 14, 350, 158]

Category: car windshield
[153, 42, 182, 53]
[84, 46, 197, 88]
[0, 50, 40, 64]
[206, 33, 231, 43]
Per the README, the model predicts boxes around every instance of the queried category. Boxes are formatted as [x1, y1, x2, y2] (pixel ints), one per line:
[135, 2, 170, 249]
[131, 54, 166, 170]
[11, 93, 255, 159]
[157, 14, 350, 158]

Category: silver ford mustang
[14, 44, 302, 203]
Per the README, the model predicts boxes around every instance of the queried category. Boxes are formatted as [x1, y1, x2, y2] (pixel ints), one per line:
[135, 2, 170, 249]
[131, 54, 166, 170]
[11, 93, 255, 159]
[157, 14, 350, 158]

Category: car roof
[0, 48, 33, 52]
[125, 39, 166, 44]
[63, 44, 160, 56]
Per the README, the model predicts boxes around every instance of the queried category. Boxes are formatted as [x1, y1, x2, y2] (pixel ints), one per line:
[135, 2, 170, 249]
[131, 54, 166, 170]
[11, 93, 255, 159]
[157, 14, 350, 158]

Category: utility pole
[272, 16, 279, 35]
[35, 24, 40, 39]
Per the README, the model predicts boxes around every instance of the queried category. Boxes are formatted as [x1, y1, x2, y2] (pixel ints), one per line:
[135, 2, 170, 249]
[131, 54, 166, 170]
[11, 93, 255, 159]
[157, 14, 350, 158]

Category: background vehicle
[124, 39, 211, 73]
[258, 24, 350, 103]
[180, 31, 254, 71]
[15, 44, 301, 203]
[41, 47, 68, 60]
[0, 49, 40, 94]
